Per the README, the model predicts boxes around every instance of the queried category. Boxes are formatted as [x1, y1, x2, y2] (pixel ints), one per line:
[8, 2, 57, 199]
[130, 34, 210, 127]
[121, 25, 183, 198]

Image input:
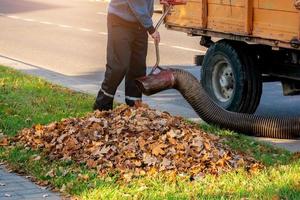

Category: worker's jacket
[108, 0, 155, 34]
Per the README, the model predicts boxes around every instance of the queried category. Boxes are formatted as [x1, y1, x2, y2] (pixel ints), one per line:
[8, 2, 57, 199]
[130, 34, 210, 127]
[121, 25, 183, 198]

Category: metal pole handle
[150, 5, 173, 74]
[155, 5, 173, 30]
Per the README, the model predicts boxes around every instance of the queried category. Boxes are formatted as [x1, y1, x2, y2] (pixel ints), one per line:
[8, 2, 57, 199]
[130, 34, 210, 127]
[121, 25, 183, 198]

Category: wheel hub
[212, 60, 235, 102]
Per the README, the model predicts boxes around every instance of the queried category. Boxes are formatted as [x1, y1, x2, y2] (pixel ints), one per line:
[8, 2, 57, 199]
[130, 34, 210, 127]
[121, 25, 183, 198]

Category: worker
[93, 0, 160, 111]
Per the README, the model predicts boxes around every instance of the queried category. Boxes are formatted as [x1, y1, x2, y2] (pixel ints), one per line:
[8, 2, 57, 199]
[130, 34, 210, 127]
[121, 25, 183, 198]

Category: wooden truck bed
[165, 0, 300, 49]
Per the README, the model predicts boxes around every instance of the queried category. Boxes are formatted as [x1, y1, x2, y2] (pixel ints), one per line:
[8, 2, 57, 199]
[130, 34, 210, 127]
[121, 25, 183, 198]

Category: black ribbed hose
[172, 69, 300, 139]
[138, 68, 300, 139]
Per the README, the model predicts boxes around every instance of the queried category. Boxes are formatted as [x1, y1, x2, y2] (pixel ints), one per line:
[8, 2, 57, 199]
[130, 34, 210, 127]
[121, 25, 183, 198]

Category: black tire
[201, 41, 262, 113]
[238, 47, 262, 113]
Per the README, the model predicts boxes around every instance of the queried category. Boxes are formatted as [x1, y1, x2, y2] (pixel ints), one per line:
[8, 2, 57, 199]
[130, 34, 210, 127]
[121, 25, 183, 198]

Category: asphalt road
[0, 0, 203, 76]
[0, 0, 300, 150]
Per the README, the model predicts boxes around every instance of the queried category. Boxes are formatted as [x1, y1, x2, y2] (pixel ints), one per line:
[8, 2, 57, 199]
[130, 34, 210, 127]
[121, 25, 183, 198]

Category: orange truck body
[165, 0, 300, 49]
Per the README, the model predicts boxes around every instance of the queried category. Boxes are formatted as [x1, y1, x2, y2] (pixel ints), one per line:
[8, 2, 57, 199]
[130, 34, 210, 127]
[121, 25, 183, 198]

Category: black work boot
[93, 90, 113, 111]
[125, 98, 142, 107]
[125, 99, 135, 107]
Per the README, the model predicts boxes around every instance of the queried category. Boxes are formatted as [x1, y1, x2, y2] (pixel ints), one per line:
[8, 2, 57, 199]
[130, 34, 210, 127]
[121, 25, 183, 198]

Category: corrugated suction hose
[136, 68, 300, 139]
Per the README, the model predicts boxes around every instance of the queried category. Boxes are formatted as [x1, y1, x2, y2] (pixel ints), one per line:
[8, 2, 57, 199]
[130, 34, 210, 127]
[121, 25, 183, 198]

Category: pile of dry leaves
[16, 105, 262, 178]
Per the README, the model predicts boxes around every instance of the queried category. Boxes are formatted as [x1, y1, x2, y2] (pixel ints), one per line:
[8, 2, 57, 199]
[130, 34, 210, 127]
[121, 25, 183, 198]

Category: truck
[164, 0, 300, 114]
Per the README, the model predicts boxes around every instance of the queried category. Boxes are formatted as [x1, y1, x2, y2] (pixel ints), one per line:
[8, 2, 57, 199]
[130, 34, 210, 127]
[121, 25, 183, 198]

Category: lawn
[0, 65, 299, 199]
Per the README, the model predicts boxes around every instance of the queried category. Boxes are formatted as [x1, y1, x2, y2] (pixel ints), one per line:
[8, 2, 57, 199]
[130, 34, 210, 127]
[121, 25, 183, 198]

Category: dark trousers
[100, 14, 148, 104]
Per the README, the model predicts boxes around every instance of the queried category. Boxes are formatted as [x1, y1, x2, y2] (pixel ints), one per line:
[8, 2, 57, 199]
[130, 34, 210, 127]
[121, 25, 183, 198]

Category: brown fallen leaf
[46, 169, 56, 178]
[99, 146, 111, 155]
[134, 160, 142, 167]
[37, 180, 50, 186]
[57, 134, 68, 144]
[65, 137, 79, 150]
[138, 137, 146, 150]
[151, 143, 168, 156]
[160, 158, 172, 170]
[123, 173, 133, 182]
[0, 137, 9, 146]
[143, 153, 158, 166]
[86, 159, 97, 168]
[32, 155, 41, 161]
[78, 174, 89, 181]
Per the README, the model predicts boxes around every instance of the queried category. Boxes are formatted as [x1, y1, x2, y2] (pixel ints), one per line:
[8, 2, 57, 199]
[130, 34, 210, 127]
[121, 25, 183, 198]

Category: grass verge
[0, 65, 299, 199]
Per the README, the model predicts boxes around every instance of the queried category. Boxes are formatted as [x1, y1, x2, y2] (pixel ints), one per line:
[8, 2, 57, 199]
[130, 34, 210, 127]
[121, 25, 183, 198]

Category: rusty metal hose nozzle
[135, 69, 175, 96]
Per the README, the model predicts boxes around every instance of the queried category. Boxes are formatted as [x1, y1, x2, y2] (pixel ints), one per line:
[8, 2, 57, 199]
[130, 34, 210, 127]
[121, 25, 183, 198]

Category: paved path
[0, 165, 61, 200]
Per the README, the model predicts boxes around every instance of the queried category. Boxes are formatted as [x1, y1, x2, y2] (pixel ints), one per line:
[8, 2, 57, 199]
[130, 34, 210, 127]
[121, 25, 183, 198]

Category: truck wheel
[201, 41, 262, 113]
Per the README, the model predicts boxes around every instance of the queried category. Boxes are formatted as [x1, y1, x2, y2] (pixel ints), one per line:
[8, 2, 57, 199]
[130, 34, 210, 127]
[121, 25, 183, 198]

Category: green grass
[0, 65, 299, 199]
[0, 66, 94, 136]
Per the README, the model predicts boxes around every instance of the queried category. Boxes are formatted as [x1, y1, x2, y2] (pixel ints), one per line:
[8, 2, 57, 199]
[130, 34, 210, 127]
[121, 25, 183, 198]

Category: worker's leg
[94, 15, 134, 110]
[125, 27, 148, 106]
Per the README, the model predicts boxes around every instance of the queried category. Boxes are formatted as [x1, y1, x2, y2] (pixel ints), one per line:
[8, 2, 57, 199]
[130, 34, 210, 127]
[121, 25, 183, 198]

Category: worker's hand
[151, 30, 160, 43]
